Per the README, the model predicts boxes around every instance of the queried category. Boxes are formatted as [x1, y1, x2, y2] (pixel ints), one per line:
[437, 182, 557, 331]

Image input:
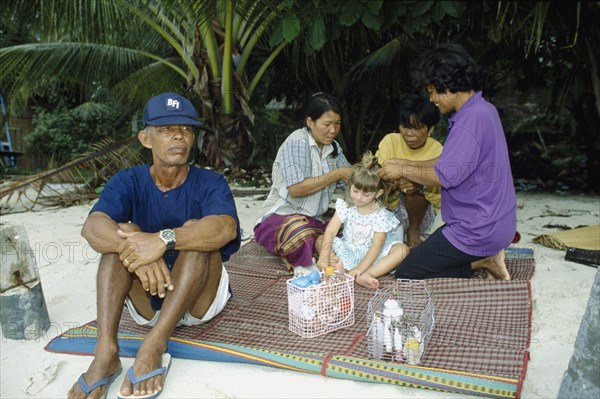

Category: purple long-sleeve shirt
[435, 92, 517, 257]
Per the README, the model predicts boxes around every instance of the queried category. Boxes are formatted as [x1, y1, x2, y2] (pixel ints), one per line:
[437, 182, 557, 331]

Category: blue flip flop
[117, 353, 172, 399]
[77, 366, 122, 399]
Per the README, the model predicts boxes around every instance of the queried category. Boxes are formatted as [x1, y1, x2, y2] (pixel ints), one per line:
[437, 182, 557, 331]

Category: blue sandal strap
[77, 368, 121, 394]
[127, 366, 167, 385]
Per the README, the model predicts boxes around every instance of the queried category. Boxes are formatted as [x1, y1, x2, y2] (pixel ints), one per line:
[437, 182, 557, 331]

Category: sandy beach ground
[1, 190, 598, 399]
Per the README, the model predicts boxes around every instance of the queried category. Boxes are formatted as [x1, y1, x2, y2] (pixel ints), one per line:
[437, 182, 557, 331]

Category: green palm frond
[0, 137, 144, 214]
[112, 58, 188, 105]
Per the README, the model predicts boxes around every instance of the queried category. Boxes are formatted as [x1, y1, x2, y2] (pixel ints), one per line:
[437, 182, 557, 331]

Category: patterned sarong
[254, 213, 326, 266]
[393, 193, 437, 239]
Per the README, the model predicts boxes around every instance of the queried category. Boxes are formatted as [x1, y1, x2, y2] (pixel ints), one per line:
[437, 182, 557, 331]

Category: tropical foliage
[2, 0, 408, 168]
[26, 97, 128, 166]
[0, 137, 144, 212]
[271, 1, 599, 190]
[1, 0, 301, 167]
[1, 1, 598, 194]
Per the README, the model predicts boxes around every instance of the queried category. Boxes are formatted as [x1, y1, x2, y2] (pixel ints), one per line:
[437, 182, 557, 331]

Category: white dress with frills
[332, 199, 402, 270]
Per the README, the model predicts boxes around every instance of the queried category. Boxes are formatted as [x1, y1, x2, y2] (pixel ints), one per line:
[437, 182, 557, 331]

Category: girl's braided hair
[345, 151, 393, 207]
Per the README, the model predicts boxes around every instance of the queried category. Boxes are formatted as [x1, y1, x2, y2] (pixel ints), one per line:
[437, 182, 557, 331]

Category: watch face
[160, 229, 176, 251]
[161, 229, 176, 242]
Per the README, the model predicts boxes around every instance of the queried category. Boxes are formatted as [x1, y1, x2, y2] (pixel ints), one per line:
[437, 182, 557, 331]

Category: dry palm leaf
[0, 136, 144, 214]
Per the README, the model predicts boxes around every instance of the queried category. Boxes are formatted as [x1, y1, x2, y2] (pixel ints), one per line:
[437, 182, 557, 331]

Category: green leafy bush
[25, 99, 127, 167]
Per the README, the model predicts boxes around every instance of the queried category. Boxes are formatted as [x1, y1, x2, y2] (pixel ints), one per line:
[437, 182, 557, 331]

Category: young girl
[317, 151, 410, 289]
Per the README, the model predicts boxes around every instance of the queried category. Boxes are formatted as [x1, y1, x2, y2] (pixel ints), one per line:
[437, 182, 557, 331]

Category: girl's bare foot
[355, 272, 380, 289]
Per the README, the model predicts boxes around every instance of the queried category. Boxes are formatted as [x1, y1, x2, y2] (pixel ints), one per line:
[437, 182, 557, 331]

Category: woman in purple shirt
[379, 43, 516, 280]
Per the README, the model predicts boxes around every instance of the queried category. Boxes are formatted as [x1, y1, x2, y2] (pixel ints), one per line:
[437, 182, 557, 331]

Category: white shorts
[125, 266, 231, 327]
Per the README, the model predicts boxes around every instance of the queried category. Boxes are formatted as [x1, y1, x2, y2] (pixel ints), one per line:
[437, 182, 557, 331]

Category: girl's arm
[348, 232, 386, 277]
[317, 212, 343, 270]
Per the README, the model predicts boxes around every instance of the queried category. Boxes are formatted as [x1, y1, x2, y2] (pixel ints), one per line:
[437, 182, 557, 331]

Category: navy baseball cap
[142, 92, 202, 128]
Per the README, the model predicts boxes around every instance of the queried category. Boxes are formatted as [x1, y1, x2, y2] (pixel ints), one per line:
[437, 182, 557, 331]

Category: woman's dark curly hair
[413, 43, 482, 93]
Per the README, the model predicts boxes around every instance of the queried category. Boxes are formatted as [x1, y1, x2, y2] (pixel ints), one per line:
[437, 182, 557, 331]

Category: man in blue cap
[68, 93, 241, 399]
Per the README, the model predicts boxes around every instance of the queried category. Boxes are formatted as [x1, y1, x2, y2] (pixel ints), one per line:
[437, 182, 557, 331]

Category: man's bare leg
[119, 250, 222, 397]
[404, 192, 429, 248]
[471, 250, 510, 280]
[355, 244, 410, 289]
[67, 253, 131, 399]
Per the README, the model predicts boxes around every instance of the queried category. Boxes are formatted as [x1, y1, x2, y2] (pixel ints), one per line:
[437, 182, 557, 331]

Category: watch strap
[159, 229, 176, 251]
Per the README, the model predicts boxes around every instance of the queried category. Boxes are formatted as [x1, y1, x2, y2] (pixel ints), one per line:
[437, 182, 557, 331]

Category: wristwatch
[159, 229, 176, 251]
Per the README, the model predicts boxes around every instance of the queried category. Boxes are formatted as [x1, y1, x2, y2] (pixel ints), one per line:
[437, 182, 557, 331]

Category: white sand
[1, 191, 598, 398]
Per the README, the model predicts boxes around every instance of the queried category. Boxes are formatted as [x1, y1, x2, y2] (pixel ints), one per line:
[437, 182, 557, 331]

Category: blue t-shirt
[435, 92, 517, 256]
[91, 164, 241, 264]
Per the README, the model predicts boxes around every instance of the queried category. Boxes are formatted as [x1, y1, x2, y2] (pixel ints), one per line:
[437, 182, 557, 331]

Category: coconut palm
[3, 0, 404, 211]
[0, 0, 317, 168]
[0, 0, 306, 210]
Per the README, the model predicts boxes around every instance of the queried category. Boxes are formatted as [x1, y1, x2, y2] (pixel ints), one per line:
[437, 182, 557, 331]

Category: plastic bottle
[381, 299, 399, 354]
[323, 266, 337, 284]
[370, 311, 384, 360]
[333, 261, 347, 282]
[319, 266, 338, 323]
[323, 264, 346, 284]
[404, 337, 421, 365]
[411, 325, 422, 343]
[390, 307, 404, 324]
[383, 322, 393, 353]
[393, 325, 403, 361]
[383, 299, 399, 310]
[382, 299, 398, 328]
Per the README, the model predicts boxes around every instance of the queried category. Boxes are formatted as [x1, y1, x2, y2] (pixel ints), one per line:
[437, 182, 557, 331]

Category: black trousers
[395, 226, 485, 279]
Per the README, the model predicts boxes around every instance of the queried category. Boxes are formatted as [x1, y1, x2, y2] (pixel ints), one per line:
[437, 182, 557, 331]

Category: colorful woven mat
[46, 241, 534, 399]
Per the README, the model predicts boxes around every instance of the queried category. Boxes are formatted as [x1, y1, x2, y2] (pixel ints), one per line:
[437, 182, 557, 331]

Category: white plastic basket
[286, 273, 355, 338]
[366, 279, 434, 365]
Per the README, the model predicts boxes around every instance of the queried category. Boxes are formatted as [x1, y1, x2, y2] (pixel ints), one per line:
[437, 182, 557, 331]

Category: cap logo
[143, 92, 201, 127]
[166, 98, 181, 110]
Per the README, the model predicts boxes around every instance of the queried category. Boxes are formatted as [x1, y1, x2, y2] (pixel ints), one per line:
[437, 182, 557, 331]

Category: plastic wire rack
[366, 279, 435, 365]
[287, 273, 355, 338]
